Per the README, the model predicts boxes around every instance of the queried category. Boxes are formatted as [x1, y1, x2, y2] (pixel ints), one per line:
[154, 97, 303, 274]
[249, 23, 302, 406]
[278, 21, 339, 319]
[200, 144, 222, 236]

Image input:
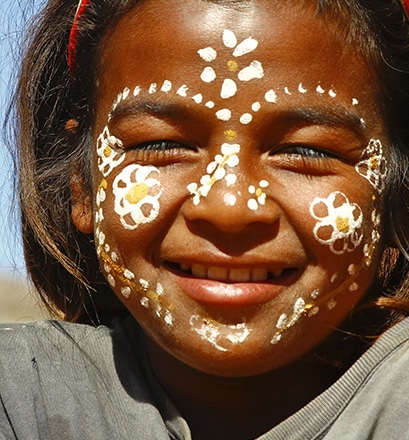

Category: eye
[129, 140, 196, 152]
[270, 144, 340, 176]
[278, 145, 336, 159]
[125, 139, 198, 167]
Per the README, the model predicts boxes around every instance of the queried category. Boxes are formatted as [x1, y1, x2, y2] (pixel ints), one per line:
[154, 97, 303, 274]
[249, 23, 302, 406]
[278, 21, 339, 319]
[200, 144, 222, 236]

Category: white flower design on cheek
[310, 191, 363, 255]
[113, 164, 162, 230]
[97, 126, 126, 177]
[198, 29, 264, 100]
[355, 139, 387, 193]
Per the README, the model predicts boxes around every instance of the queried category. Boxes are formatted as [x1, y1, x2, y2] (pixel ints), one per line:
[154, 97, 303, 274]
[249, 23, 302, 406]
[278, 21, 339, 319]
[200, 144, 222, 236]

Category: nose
[184, 166, 280, 233]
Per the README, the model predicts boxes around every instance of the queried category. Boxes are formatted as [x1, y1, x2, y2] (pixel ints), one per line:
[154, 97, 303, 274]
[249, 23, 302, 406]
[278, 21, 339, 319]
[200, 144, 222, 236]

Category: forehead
[96, 0, 382, 135]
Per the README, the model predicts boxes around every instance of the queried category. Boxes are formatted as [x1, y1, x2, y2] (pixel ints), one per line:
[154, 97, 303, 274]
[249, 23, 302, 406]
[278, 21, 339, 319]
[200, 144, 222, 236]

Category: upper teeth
[179, 264, 283, 282]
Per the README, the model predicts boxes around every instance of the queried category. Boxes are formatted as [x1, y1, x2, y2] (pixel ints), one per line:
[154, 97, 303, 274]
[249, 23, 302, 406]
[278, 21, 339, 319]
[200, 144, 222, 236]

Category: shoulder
[0, 318, 173, 439]
[263, 318, 409, 440]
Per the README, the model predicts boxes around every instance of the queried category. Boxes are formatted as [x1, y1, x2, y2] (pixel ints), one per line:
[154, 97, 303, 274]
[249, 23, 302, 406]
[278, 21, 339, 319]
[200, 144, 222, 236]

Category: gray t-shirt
[1, 316, 409, 439]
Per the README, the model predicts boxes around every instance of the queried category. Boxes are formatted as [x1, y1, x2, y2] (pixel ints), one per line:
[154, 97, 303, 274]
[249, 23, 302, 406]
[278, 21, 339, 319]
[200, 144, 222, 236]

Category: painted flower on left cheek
[310, 191, 363, 254]
[113, 164, 162, 230]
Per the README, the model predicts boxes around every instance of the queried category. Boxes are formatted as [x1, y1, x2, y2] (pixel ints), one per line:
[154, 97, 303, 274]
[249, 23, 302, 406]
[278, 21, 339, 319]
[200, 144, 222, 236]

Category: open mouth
[166, 262, 295, 283]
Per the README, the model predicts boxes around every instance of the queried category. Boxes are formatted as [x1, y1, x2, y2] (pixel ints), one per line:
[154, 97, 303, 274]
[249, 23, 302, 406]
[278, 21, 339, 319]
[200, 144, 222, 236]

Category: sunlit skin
[72, 0, 388, 437]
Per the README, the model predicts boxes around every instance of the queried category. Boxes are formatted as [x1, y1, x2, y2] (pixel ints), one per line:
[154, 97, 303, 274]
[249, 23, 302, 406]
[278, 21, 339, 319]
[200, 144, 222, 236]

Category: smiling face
[74, 0, 388, 376]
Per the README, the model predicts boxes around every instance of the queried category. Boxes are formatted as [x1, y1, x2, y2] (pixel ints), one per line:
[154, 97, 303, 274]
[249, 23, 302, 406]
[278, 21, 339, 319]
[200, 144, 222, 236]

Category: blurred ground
[0, 272, 47, 322]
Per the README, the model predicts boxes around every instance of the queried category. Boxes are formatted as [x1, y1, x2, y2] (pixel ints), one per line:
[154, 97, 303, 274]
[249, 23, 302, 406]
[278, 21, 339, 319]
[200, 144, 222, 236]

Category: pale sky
[0, 0, 44, 275]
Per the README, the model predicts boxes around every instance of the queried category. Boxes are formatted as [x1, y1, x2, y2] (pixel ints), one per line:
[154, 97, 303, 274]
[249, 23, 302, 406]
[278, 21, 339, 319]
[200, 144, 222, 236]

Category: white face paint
[112, 164, 163, 230]
[310, 191, 363, 255]
[190, 315, 250, 352]
[355, 139, 387, 193]
[96, 127, 126, 177]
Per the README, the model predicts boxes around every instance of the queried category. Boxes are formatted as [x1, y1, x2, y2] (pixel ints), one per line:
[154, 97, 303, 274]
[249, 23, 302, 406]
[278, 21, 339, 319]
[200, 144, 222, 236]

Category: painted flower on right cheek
[309, 191, 364, 255]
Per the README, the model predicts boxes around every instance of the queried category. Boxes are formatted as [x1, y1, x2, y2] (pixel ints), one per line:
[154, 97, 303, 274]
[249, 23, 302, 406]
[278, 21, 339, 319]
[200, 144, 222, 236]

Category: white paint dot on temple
[259, 180, 269, 188]
[252, 102, 261, 112]
[221, 78, 237, 99]
[124, 269, 135, 280]
[177, 85, 189, 97]
[122, 87, 130, 100]
[284, 87, 291, 95]
[225, 173, 237, 186]
[248, 199, 258, 211]
[224, 193, 237, 206]
[216, 108, 232, 121]
[133, 86, 141, 96]
[161, 80, 172, 93]
[232, 37, 258, 57]
[198, 47, 217, 62]
[349, 283, 359, 292]
[192, 94, 203, 104]
[108, 274, 116, 287]
[140, 297, 149, 308]
[164, 312, 174, 326]
[329, 88, 337, 98]
[316, 85, 325, 94]
[352, 98, 359, 106]
[240, 113, 253, 125]
[205, 101, 215, 109]
[298, 83, 307, 93]
[265, 89, 277, 103]
[223, 29, 237, 48]
[248, 185, 256, 194]
[348, 264, 356, 275]
[360, 118, 366, 128]
[121, 287, 131, 298]
[201, 66, 217, 83]
[238, 61, 264, 81]
[139, 278, 149, 290]
[149, 83, 157, 94]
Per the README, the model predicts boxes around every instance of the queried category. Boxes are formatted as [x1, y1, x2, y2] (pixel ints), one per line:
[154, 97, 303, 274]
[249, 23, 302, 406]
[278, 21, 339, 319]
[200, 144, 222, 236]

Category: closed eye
[279, 145, 336, 159]
[129, 140, 196, 152]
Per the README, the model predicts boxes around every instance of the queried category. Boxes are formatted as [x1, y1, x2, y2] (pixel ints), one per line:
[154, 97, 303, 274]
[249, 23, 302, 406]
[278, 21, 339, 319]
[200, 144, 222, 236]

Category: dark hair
[8, 0, 409, 326]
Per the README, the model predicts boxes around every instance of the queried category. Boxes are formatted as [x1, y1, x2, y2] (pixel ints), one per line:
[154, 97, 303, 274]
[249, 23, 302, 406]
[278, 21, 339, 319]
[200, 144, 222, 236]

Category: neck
[145, 337, 342, 440]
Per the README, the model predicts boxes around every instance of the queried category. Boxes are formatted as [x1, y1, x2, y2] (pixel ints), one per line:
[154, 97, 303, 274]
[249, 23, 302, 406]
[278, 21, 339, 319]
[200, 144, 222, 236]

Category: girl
[3, 0, 409, 438]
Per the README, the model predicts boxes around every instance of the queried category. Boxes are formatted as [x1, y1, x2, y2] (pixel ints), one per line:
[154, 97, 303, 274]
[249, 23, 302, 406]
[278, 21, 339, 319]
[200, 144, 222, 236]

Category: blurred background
[0, 0, 47, 321]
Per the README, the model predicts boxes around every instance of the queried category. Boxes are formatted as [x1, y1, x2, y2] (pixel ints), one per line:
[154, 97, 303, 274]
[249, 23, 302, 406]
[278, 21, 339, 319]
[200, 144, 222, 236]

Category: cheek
[111, 163, 163, 230]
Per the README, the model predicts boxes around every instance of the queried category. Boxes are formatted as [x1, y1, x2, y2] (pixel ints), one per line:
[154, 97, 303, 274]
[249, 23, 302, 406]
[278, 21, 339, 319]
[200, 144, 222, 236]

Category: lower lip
[173, 273, 287, 306]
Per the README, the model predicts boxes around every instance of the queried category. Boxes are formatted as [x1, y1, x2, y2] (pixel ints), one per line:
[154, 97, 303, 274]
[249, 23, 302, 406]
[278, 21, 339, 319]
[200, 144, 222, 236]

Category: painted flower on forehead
[198, 29, 264, 100]
[355, 139, 387, 193]
[310, 191, 363, 255]
[113, 164, 162, 230]
[97, 126, 126, 177]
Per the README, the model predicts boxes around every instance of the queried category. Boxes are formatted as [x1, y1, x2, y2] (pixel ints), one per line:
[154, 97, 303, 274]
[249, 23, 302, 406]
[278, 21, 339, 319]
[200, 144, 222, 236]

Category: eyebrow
[281, 107, 365, 134]
[109, 99, 192, 123]
[109, 98, 366, 136]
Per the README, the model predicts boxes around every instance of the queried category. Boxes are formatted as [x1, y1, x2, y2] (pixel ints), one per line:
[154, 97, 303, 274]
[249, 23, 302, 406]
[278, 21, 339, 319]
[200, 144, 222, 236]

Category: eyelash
[129, 140, 194, 152]
[278, 145, 336, 159]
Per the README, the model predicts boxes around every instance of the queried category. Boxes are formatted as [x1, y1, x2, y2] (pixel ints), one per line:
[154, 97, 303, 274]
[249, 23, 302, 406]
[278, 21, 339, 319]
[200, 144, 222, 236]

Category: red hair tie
[401, 0, 409, 19]
[68, 0, 91, 75]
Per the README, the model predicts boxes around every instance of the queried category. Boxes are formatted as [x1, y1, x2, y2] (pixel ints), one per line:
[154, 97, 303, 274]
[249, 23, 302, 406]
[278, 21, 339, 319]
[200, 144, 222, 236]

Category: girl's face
[77, 0, 388, 376]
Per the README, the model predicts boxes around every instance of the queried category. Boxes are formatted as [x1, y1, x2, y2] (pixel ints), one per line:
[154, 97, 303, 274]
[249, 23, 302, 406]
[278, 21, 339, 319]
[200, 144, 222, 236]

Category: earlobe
[71, 173, 94, 234]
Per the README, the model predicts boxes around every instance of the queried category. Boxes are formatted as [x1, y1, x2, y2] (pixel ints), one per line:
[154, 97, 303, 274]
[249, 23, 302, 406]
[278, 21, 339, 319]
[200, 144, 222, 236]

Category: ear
[71, 172, 94, 234]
